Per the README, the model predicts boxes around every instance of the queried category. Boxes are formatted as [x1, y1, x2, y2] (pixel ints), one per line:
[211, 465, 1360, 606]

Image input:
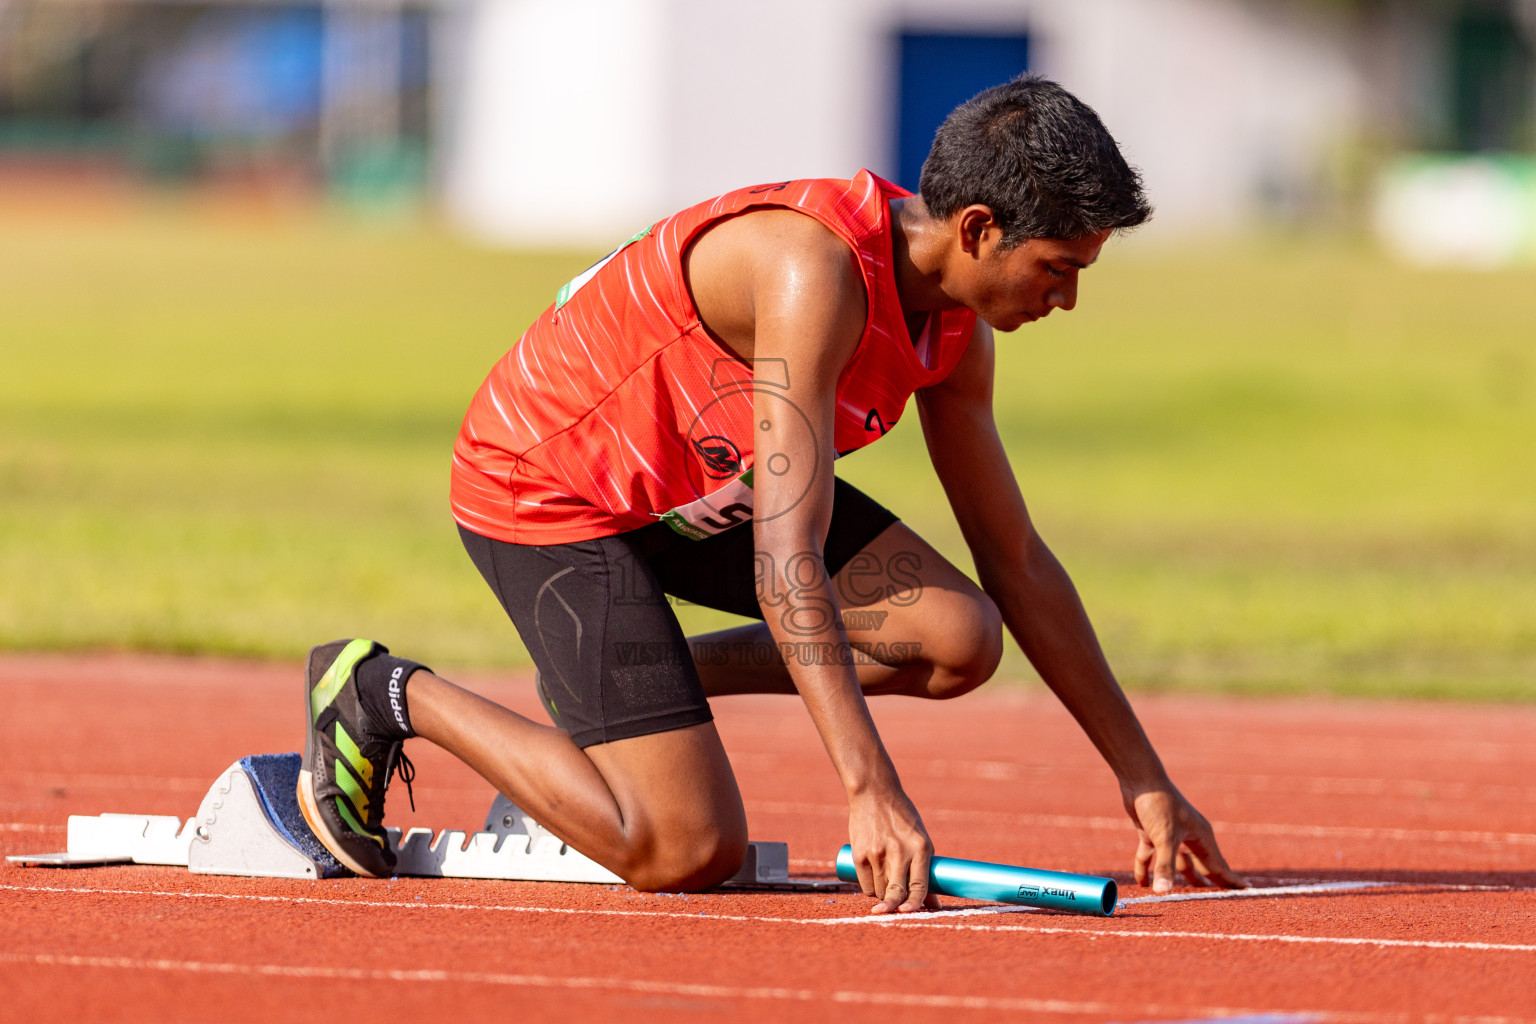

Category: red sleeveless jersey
[450, 170, 976, 545]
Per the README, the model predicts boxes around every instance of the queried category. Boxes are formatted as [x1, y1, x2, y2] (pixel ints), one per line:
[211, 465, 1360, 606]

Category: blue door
[896, 32, 1030, 192]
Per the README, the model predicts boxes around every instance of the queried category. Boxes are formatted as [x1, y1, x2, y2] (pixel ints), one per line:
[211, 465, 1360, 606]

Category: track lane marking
[807, 883, 1393, 924]
[1216, 821, 1536, 846]
[1122, 881, 1395, 905]
[0, 770, 209, 792]
[10, 805, 1536, 847]
[1114, 732, 1536, 765]
[18, 760, 1536, 806]
[907, 761, 1536, 804]
[5, 882, 1536, 952]
[750, 802, 1536, 846]
[886, 920, 1536, 953]
[0, 883, 773, 924]
[0, 951, 1529, 1022]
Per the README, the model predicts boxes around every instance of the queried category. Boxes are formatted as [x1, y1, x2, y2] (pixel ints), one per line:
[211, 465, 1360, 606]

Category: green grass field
[3, 204, 1532, 699]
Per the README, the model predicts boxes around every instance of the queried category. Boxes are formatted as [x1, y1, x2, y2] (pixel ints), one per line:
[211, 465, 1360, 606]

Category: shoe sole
[297, 645, 386, 878]
[297, 767, 382, 877]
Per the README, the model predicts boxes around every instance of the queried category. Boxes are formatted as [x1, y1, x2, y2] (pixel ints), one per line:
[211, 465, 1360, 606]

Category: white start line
[1, 951, 1532, 1024]
[4, 880, 1535, 953]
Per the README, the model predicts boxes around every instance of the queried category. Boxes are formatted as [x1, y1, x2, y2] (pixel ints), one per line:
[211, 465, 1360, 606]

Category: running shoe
[297, 638, 414, 877]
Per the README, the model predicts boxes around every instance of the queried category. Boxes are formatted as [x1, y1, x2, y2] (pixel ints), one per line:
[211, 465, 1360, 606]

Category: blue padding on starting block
[240, 753, 345, 876]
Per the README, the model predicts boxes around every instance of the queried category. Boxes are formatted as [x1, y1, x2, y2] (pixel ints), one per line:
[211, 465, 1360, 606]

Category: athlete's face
[949, 209, 1111, 332]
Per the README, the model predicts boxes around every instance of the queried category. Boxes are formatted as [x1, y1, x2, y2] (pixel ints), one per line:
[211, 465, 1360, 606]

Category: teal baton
[835, 845, 1117, 917]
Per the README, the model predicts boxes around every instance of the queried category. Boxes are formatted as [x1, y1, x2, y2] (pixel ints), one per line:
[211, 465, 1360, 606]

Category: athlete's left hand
[1122, 781, 1248, 893]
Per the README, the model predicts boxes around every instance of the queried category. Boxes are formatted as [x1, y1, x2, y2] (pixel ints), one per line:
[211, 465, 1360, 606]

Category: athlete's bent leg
[428, 524, 751, 891]
[409, 673, 747, 891]
[693, 522, 1003, 700]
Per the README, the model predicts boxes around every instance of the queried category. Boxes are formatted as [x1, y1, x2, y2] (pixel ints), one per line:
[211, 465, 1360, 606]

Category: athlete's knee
[622, 818, 749, 893]
[923, 592, 1003, 699]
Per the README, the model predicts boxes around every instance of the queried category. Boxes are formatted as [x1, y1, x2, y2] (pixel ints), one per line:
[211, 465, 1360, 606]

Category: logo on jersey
[661, 360, 816, 541]
[693, 435, 742, 478]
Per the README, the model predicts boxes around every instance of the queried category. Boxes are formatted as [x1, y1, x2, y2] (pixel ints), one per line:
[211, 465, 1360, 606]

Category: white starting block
[8, 753, 843, 890]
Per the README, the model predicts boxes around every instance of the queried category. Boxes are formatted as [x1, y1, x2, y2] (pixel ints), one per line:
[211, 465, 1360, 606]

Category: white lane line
[1, 881, 1394, 925]
[11, 806, 1536, 848]
[1247, 879, 1530, 894]
[1134, 733, 1536, 765]
[0, 775, 503, 805]
[0, 951, 1111, 1014]
[907, 759, 1536, 803]
[6, 882, 1536, 953]
[0, 771, 207, 792]
[1122, 881, 1396, 905]
[0, 883, 774, 924]
[813, 881, 1536, 925]
[889, 920, 1536, 954]
[749, 801, 1536, 847]
[806, 883, 1393, 925]
[1, 951, 1528, 1022]
[1220, 822, 1536, 846]
[1184, 772, 1536, 805]
[18, 760, 1536, 807]
[906, 759, 1536, 798]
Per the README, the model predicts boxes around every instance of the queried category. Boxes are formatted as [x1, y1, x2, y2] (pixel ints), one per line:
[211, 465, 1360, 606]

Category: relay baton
[835, 845, 1117, 917]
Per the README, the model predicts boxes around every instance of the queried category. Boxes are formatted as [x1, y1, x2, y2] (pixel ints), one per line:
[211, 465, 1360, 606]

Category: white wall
[442, 0, 892, 244]
[1030, 0, 1361, 231]
[441, 0, 668, 245]
[441, 0, 1366, 245]
[660, 0, 888, 209]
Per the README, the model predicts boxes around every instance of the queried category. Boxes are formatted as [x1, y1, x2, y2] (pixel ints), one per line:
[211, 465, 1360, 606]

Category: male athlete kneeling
[297, 74, 1247, 913]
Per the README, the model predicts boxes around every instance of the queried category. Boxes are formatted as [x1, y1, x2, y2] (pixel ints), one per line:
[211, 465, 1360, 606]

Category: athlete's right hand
[848, 787, 938, 914]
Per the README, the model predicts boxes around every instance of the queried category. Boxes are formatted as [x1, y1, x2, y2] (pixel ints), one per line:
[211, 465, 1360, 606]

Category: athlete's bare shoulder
[684, 207, 867, 363]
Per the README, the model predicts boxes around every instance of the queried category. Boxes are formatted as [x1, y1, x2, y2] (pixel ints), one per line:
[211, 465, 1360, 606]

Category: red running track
[3, 652, 1534, 1023]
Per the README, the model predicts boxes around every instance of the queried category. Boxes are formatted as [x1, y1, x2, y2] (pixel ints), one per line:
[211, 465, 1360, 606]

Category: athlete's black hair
[919, 74, 1152, 246]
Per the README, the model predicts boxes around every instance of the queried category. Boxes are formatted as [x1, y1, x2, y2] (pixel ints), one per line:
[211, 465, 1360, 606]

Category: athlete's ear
[955, 205, 1000, 258]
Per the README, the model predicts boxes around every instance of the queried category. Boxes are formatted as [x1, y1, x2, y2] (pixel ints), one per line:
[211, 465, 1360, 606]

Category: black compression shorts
[458, 478, 899, 748]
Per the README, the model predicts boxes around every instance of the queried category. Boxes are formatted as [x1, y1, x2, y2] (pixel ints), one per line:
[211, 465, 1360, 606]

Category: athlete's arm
[692, 211, 936, 914]
[916, 320, 1247, 892]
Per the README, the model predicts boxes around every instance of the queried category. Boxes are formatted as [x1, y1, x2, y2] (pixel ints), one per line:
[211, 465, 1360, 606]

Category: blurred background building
[0, 0, 435, 207]
[2, 0, 1534, 260]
